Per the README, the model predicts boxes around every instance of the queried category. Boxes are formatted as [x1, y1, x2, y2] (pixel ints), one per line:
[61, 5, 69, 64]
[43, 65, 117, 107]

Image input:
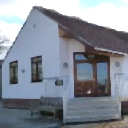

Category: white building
[2, 6, 128, 123]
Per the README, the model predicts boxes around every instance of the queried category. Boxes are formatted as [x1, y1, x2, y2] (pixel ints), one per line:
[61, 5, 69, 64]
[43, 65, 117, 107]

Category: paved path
[0, 103, 61, 128]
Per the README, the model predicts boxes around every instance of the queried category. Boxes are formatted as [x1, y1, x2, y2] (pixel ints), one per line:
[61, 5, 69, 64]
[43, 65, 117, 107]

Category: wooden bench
[30, 97, 63, 118]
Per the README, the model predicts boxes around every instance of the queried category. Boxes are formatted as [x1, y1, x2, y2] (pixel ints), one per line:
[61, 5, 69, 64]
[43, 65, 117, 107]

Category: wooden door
[74, 53, 111, 97]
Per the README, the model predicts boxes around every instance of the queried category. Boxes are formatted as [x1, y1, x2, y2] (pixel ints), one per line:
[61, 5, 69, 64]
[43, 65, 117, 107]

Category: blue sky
[0, 15, 24, 24]
[0, 0, 128, 41]
[1, 0, 125, 25]
[80, 0, 127, 7]
[80, 0, 112, 7]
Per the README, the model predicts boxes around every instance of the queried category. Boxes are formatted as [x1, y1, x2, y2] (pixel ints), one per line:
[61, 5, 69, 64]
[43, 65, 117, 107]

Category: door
[74, 53, 111, 97]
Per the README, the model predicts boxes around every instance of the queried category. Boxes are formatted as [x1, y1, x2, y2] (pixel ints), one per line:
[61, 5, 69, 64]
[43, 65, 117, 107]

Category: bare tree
[0, 33, 11, 53]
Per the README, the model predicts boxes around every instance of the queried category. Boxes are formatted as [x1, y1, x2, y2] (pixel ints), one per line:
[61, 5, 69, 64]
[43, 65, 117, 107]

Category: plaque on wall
[55, 79, 63, 86]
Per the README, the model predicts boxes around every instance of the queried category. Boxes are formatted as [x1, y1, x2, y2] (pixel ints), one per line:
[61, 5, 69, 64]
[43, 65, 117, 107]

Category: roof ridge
[33, 6, 60, 14]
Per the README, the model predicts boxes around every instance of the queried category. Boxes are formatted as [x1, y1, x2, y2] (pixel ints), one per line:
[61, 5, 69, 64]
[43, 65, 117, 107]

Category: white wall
[2, 9, 61, 99]
[59, 37, 128, 98]
[59, 38, 85, 98]
[116, 55, 128, 100]
[59, 38, 69, 96]
[109, 55, 128, 100]
[110, 57, 124, 97]
[68, 39, 85, 98]
[3, 9, 128, 100]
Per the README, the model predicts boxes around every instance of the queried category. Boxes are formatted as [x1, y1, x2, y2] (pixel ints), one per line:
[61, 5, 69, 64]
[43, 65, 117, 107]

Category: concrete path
[0, 103, 61, 128]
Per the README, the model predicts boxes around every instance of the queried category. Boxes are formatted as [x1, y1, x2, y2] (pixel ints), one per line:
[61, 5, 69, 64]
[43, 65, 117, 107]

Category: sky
[0, 0, 128, 41]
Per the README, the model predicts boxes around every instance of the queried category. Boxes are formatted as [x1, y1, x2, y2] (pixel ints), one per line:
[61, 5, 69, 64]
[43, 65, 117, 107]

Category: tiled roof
[34, 6, 128, 54]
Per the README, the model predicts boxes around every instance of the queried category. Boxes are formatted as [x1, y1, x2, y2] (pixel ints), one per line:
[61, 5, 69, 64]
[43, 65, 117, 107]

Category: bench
[30, 97, 63, 118]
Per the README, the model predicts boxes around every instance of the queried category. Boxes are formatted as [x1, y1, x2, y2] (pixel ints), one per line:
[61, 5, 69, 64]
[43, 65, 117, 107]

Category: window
[74, 53, 110, 97]
[75, 54, 96, 60]
[97, 62, 108, 93]
[75, 54, 87, 60]
[10, 61, 18, 84]
[31, 56, 43, 82]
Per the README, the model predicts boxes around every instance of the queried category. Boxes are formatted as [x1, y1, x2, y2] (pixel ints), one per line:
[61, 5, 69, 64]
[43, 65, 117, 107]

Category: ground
[62, 117, 128, 128]
[1, 102, 128, 128]
[0, 103, 61, 128]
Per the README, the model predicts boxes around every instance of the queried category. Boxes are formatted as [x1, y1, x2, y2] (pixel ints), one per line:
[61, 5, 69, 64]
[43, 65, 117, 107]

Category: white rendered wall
[59, 37, 127, 98]
[117, 55, 128, 100]
[110, 57, 123, 97]
[59, 38, 85, 98]
[2, 9, 61, 99]
[3, 8, 128, 100]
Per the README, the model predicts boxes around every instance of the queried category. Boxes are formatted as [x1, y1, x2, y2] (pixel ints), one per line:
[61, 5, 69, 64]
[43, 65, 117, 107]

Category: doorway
[74, 53, 111, 97]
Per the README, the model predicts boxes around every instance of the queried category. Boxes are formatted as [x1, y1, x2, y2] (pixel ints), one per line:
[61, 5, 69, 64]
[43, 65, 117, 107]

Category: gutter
[95, 47, 127, 56]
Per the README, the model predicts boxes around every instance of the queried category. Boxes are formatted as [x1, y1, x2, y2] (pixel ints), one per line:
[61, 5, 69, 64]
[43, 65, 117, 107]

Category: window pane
[11, 62, 17, 67]
[15, 66, 18, 83]
[31, 56, 42, 82]
[97, 63, 108, 93]
[75, 54, 87, 60]
[38, 62, 43, 80]
[10, 67, 13, 83]
[32, 63, 36, 81]
[10, 61, 18, 84]
[77, 63, 93, 81]
[32, 57, 42, 62]
[76, 63, 93, 95]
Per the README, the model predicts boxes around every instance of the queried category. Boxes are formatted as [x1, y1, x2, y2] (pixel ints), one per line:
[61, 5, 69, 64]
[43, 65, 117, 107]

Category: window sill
[31, 80, 43, 83]
[10, 82, 18, 85]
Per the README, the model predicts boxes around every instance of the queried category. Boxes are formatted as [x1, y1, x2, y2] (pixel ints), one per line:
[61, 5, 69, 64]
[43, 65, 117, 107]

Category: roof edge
[58, 24, 95, 49]
[95, 47, 127, 55]
[33, 6, 96, 51]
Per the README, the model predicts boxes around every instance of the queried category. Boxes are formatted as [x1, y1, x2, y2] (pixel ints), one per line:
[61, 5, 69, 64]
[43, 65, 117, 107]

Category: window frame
[73, 52, 111, 97]
[31, 56, 43, 83]
[9, 60, 18, 84]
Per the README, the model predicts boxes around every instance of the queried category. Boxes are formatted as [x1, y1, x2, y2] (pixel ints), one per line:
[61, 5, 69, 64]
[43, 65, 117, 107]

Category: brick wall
[2, 99, 40, 109]
[2, 99, 128, 114]
[2, 97, 63, 109]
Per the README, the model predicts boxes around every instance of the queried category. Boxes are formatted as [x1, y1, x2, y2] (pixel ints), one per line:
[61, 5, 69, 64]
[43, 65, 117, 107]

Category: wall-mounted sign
[55, 79, 63, 86]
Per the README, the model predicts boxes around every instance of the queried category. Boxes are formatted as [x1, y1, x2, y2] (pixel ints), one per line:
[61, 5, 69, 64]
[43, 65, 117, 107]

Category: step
[65, 114, 120, 123]
[66, 109, 119, 117]
[70, 97, 117, 102]
[67, 103, 118, 111]
[68, 100, 117, 106]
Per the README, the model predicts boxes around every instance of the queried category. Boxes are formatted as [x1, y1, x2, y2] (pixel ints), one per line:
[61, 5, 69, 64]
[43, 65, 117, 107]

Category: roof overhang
[58, 24, 124, 57]
[85, 48, 123, 57]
